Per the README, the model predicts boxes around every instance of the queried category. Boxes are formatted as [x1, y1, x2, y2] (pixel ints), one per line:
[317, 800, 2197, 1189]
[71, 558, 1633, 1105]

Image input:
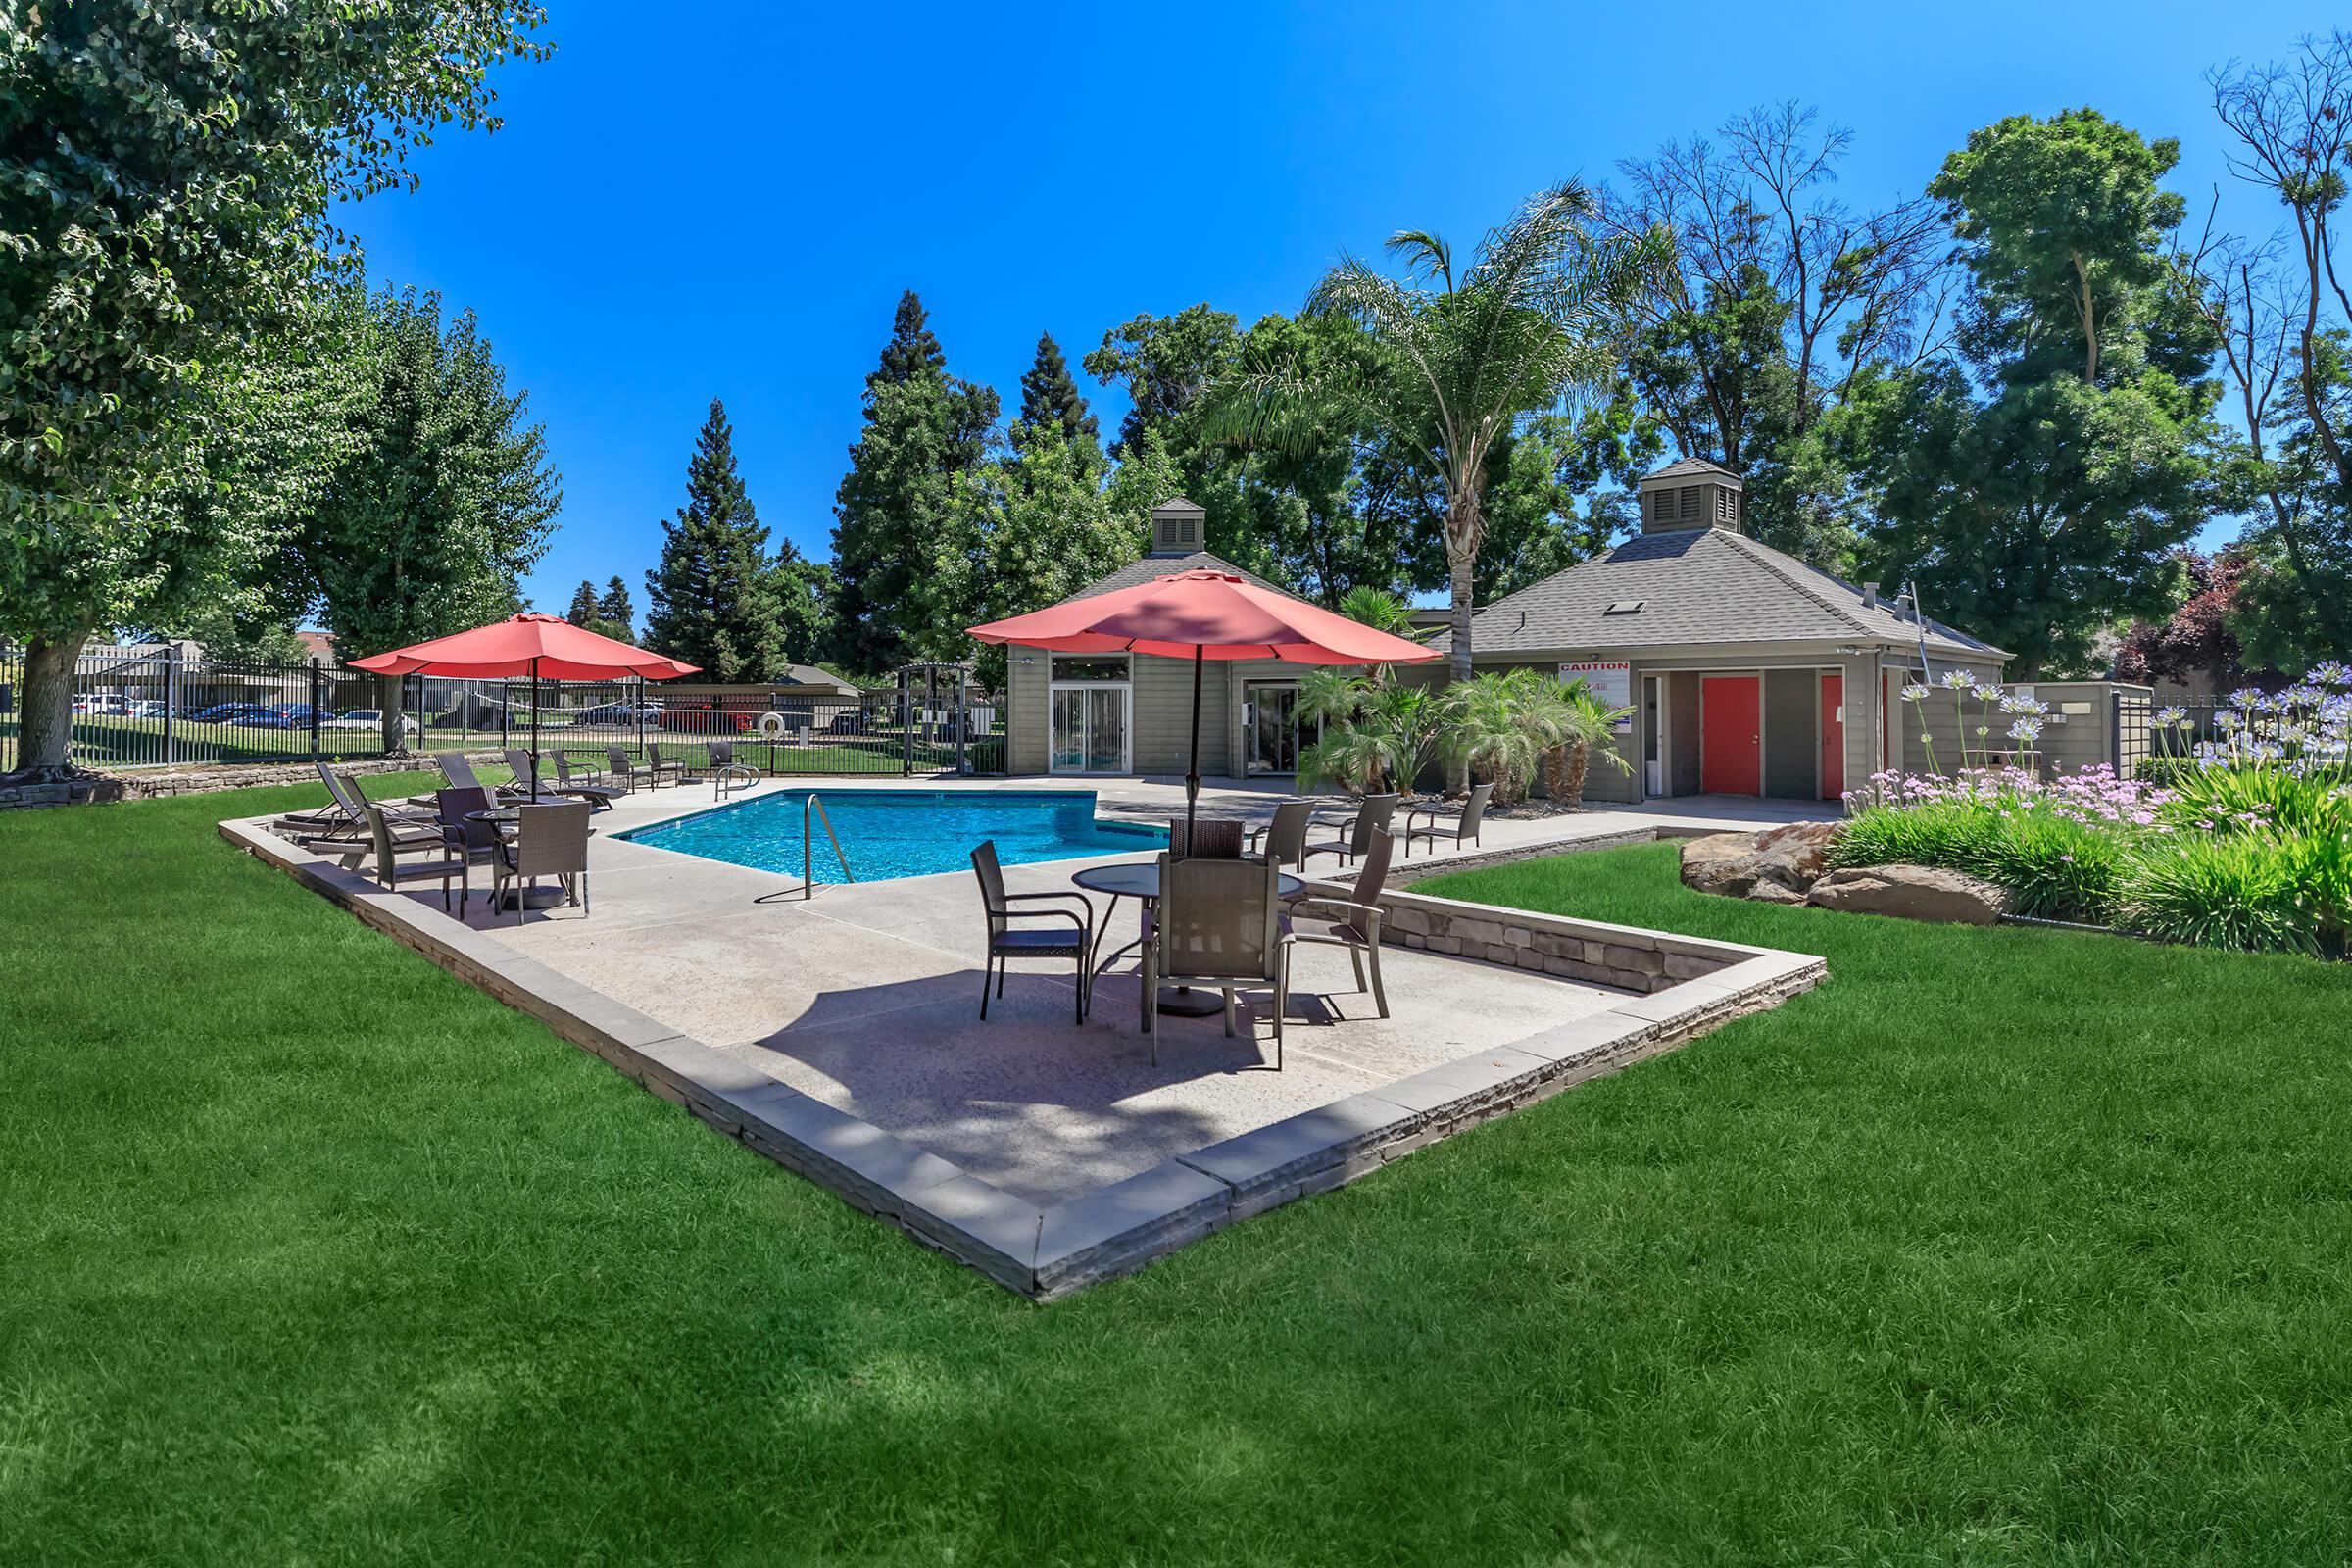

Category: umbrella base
[1155, 985, 1226, 1017]
[494, 885, 567, 911]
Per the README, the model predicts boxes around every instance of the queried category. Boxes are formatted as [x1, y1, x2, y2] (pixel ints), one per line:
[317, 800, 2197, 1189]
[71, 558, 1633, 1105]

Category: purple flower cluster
[1844, 763, 2177, 830]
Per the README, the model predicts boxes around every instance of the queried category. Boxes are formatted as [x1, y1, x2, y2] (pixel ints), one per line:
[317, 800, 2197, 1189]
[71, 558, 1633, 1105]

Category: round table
[1072, 859, 1307, 1015]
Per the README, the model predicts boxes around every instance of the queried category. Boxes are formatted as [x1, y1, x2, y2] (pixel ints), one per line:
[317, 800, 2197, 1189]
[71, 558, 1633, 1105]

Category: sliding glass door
[1049, 659, 1130, 773]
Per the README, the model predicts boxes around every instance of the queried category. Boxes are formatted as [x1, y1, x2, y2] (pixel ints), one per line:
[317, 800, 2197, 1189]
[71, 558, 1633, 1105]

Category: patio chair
[493, 801, 592, 923]
[686, 738, 762, 800]
[1242, 799, 1315, 873]
[1300, 793, 1398, 870]
[364, 804, 471, 913]
[605, 745, 656, 793]
[970, 840, 1096, 1023]
[502, 747, 549, 800]
[282, 762, 431, 847]
[1166, 817, 1244, 858]
[1142, 851, 1288, 1068]
[550, 749, 627, 809]
[1403, 781, 1493, 858]
[1281, 828, 1395, 1021]
[645, 742, 689, 788]
[435, 787, 503, 873]
[436, 751, 529, 806]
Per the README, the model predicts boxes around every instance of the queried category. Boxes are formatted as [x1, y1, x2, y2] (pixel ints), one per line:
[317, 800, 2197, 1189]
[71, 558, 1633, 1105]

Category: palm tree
[1543, 680, 1636, 808]
[1298, 677, 1449, 797]
[1205, 184, 1666, 684]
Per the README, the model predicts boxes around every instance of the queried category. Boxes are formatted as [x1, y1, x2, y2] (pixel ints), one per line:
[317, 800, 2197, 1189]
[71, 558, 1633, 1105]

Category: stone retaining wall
[221, 811, 1827, 1300]
[0, 753, 493, 810]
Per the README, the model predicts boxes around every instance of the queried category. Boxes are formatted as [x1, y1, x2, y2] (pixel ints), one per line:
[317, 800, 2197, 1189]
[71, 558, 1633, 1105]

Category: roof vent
[1861, 581, 1880, 609]
[1149, 496, 1205, 557]
[1603, 600, 1646, 615]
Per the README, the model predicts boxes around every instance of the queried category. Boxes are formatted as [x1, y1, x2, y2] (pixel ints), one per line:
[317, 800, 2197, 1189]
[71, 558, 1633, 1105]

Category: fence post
[309, 659, 322, 755]
[635, 677, 646, 759]
[164, 644, 178, 767]
[956, 671, 968, 775]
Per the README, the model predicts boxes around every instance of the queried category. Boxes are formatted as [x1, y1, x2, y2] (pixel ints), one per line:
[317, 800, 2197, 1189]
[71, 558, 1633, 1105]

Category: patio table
[1072, 859, 1305, 1015]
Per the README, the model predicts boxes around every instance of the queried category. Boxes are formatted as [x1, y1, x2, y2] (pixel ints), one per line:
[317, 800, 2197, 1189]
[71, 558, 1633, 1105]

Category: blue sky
[344, 0, 2343, 611]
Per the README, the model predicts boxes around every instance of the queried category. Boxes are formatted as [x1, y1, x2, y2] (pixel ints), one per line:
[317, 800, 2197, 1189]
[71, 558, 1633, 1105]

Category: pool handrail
[804, 792, 854, 899]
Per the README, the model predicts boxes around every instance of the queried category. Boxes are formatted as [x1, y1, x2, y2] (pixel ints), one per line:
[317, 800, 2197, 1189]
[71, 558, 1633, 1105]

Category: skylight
[1603, 600, 1646, 615]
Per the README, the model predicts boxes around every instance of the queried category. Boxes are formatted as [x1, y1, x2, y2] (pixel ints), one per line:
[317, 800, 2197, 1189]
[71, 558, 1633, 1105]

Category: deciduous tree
[0, 1, 547, 779]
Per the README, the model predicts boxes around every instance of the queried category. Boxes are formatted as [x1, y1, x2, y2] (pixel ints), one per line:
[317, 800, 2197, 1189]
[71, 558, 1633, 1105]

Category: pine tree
[643, 399, 786, 681]
[1015, 331, 1098, 444]
[827, 291, 999, 673]
[565, 579, 599, 625]
[595, 574, 634, 641]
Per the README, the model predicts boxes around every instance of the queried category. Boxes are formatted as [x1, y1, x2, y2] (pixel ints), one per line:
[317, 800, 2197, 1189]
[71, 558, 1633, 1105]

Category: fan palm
[1203, 183, 1667, 683]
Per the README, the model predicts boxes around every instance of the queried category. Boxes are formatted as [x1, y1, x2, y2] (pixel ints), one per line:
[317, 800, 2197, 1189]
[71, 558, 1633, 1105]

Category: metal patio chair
[645, 741, 690, 788]
[436, 750, 530, 806]
[1281, 828, 1395, 1021]
[970, 840, 1096, 1023]
[1300, 792, 1398, 870]
[1141, 851, 1288, 1068]
[1403, 781, 1493, 857]
[435, 786, 503, 874]
[605, 745, 656, 793]
[1242, 799, 1315, 874]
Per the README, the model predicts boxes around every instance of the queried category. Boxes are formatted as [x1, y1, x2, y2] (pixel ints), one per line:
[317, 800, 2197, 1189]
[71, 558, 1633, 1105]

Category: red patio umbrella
[967, 569, 1440, 849]
[349, 612, 701, 795]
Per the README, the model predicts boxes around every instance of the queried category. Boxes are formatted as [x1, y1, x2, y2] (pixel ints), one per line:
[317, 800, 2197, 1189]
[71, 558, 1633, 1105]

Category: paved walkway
[343, 774, 1831, 1205]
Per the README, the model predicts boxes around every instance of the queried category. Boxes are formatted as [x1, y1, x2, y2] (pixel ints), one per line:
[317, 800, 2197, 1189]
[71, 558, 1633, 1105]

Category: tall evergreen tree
[643, 399, 786, 681]
[564, 579, 599, 625]
[827, 291, 999, 673]
[595, 574, 634, 641]
[1015, 332, 1098, 444]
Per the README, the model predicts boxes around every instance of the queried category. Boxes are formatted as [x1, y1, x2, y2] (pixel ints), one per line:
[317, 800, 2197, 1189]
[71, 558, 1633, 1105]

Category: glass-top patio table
[1072, 859, 1306, 1016]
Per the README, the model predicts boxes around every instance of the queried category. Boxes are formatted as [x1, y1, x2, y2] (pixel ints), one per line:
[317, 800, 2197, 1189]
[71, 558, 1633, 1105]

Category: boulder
[1680, 820, 1844, 900]
[1747, 879, 1811, 906]
[1680, 831, 1772, 897]
[1806, 864, 2015, 925]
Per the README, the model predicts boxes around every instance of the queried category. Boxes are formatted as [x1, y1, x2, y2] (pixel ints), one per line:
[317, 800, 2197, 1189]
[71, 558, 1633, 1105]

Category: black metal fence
[0, 645, 1006, 778]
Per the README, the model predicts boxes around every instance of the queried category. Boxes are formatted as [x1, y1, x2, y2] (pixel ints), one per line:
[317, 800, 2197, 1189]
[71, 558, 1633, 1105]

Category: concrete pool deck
[224, 773, 1828, 1297]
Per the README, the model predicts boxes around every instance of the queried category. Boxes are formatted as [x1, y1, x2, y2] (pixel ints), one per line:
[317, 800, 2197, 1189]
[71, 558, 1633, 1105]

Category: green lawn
[6, 787, 2351, 1564]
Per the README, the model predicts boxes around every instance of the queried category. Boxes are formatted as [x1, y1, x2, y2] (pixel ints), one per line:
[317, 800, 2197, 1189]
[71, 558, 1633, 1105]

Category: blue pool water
[617, 788, 1165, 883]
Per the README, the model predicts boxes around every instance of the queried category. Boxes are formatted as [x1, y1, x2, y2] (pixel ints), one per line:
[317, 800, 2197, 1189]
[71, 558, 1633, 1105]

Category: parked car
[573, 701, 662, 726]
[127, 700, 168, 718]
[822, 709, 869, 735]
[323, 709, 421, 737]
[190, 702, 275, 723]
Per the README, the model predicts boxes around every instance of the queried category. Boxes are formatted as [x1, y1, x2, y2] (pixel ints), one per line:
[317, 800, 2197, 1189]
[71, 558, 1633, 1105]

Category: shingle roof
[1642, 456, 1744, 484]
[1069, 551, 1284, 600]
[1428, 527, 2006, 661]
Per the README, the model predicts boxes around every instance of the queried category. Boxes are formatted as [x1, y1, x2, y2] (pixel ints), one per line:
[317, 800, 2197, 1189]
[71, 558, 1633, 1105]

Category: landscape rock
[1680, 832, 1772, 897]
[1680, 821, 1844, 901]
[1747, 879, 1811, 906]
[1806, 864, 2015, 925]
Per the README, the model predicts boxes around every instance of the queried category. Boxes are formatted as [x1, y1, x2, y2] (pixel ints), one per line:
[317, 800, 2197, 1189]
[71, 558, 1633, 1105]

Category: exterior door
[1700, 676, 1761, 795]
[1243, 681, 1303, 774]
[1820, 672, 1844, 799]
[1050, 683, 1130, 773]
[1642, 675, 1664, 797]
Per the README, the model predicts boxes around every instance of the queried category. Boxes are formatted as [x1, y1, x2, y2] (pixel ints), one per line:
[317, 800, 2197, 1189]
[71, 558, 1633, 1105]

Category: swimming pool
[617, 788, 1166, 884]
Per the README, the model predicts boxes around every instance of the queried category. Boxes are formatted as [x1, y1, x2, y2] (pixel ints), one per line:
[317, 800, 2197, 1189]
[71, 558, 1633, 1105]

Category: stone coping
[220, 815, 1826, 1300]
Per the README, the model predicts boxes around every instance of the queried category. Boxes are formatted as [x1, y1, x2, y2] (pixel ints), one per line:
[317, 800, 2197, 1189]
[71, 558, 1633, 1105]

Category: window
[1050, 653, 1130, 684]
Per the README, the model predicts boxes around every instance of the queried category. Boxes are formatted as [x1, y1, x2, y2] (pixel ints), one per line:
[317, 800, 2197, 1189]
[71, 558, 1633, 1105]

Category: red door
[1700, 676, 1760, 795]
[1820, 672, 1844, 799]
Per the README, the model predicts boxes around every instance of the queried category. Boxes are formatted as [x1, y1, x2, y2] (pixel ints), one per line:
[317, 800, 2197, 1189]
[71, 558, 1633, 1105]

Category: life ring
[756, 710, 788, 738]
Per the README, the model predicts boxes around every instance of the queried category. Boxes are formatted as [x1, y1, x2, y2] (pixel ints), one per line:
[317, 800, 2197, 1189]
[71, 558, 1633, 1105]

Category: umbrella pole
[1185, 645, 1202, 858]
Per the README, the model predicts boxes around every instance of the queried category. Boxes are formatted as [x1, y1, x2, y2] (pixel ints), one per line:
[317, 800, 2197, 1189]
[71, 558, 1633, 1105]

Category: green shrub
[2133, 757, 2201, 787]
[1976, 808, 2125, 922]
[2116, 833, 2331, 956]
[2158, 764, 2352, 838]
[1838, 798, 2122, 922]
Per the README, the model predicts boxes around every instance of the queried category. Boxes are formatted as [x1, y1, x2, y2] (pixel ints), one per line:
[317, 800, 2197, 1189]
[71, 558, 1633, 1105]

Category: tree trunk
[378, 671, 407, 755]
[5, 633, 89, 783]
[1561, 738, 1592, 808]
[1447, 549, 1475, 685]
